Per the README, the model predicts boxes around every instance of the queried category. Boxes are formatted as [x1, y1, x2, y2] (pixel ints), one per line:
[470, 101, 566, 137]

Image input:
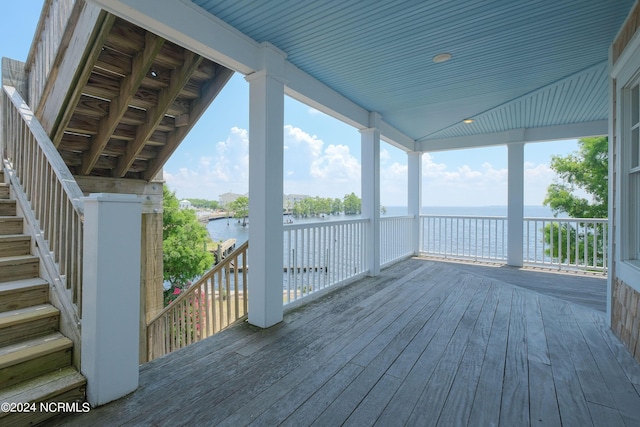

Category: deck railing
[2, 85, 85, 316]
[419, 214, 608, 272]
[147, 241, 248, 361]
[380, 215, 414, 267]
[524, 217, 608, 271]
[283, 218, 368, 304]
[420, 215, 508, 262]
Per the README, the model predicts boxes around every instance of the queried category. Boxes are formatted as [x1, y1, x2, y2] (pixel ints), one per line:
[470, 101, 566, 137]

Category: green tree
[163, 185, 214, 304]
[343, 192, 361, 215]
[186, 198, 220, 210]
[542, 137, 608, 266]
[331, 198, 343, 215]
[230, 196, 249, 226]
[543, 137, 608, 218]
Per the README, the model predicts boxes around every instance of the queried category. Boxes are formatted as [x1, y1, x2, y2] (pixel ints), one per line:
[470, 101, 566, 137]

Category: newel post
[81, 193, 142, 407]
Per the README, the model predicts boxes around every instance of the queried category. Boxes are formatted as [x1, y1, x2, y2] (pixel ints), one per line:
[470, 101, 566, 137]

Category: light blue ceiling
[191, 0, 633, 143]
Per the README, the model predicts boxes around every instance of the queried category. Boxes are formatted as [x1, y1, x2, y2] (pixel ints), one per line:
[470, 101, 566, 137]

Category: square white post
[507, 142, 525, 267]
[81, 193, 142, 407]
[361, 113, 381, 276]
[246, 43, 286, 328]
[408, 151, 422, 254]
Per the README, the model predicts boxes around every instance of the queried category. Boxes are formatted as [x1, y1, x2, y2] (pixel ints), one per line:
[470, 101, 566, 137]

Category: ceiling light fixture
[463, 118, 474, 124]
[433, 53, 452, 63]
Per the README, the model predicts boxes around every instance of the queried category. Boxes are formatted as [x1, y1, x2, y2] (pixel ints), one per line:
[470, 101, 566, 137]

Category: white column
[408, 152, 422, 254]
[507, 143, 525, 267]
[361, 112, 381, 276]
[246, 43, 286, 328]
[81, 193, 142, 407]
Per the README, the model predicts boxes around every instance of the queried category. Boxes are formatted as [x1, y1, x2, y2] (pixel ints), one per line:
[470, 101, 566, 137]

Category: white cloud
[165, 127, 249, 199]
[165, 126, 562, 207]
[166, 125, 362, 200]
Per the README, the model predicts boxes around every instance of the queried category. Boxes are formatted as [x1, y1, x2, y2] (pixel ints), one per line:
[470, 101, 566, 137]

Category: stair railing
[147, 241, 249, 361]
[25, 0, 77, 113]
[2, 85, 85, 325]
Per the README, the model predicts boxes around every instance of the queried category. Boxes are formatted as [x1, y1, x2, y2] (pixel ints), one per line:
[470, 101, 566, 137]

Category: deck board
[500, 288, 530, 427]
[436, 281, 500, 427]
[54, 258, 640, 427]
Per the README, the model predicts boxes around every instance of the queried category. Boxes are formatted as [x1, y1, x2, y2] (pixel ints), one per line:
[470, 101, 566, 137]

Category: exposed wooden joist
[80, 32, 165, 175]
[144, 66, 234, 180]
[88, 0, 260, 74]
[51, 13, 117, 147]
[115, 51, 202, 177]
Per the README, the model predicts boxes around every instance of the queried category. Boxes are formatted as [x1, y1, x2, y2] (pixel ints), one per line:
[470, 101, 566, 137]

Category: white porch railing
[524, 217, 608, 271]
[418, 214, 608, 272]
[420, 215, 508, 262]
[283, 218, 368, 304]
[380, 215, 414, 267]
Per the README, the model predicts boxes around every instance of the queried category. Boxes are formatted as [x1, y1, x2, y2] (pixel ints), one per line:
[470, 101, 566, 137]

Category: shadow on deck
[55, 258, 639, 426]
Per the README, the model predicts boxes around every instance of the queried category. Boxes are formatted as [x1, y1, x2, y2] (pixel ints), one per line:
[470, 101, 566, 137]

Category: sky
[3, 2, 584, 207]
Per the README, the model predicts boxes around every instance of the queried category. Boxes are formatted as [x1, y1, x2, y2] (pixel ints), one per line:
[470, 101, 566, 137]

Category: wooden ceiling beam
[114, 51, 202, 177]
[144, 66, 234, 180]
[51, 13, 116, 147]
[80, 32, 165, 175]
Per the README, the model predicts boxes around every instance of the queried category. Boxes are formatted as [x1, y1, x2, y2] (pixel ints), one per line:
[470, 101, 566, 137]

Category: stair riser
[0, 238, 31, 257]
[0, 347, 72, 388]
[0, 202, 16, 216]
[0, 260, 40, 282]
[0, 219, 23, 236]
[0, 287, 48, 313]
[0, 316, 59, 347]
[0, 201, 16, 216]
[0, 185, 8, 199]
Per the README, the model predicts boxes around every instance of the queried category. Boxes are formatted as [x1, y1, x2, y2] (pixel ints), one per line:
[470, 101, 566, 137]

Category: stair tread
[0, 254, 39, 263]
[0, 304, 58, 329]
[0, 333, 71, 368]
[0, 234, 30, 241]
[0, 366, 85, 404]
[0, 278, 48, 295]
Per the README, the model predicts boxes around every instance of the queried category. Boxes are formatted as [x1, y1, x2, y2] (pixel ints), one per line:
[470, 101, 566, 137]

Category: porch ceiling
[190, 0, 632, 149]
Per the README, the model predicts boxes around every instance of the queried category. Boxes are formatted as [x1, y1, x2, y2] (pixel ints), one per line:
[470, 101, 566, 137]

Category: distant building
[219, 192, 246, 207]
[284, 194, 310, 209]
[179, 199, 192, 209]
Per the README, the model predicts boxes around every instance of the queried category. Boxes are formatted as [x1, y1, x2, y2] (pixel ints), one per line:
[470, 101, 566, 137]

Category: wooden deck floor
[55, 258, 639, 426]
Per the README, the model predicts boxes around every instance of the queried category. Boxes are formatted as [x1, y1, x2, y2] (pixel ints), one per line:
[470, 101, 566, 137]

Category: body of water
[206, 205, 557, 245]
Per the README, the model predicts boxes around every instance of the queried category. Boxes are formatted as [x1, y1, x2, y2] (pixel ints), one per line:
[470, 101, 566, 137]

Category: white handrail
[3, 85, 85, 315]
[524, 217, 608, 271]
[420, 214, 508, 262]
[283, 218, 368, 304]
[380, 215, 414, 267]
[419, 214, 608, 272]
